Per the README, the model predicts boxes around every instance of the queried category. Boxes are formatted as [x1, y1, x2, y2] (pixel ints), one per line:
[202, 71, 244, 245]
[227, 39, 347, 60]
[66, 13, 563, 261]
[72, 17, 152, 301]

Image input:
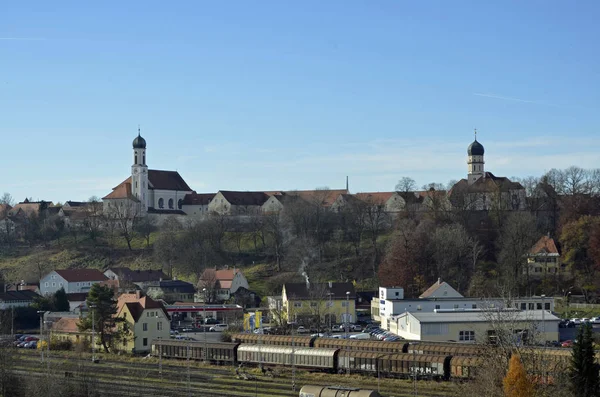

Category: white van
[209, 324, 228, 332]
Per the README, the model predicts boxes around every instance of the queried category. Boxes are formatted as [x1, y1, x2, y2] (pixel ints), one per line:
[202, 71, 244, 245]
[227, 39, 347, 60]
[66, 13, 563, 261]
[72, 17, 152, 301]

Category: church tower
[467, 129, 485, 185]
[131, 128, 148, 213]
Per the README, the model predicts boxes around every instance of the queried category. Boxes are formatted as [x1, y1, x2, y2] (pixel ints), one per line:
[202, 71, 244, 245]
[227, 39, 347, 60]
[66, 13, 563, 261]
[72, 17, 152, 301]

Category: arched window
[134, 155, 138, 164]
[178, 199, 183, 210]
[158, 198, 164, 209]
[143, 154, 145, 165]
[168, 199, 174, 209]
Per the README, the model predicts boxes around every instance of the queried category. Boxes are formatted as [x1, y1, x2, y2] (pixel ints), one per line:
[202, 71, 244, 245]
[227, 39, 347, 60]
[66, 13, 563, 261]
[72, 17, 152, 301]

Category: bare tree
[106, 200, 140, 250]
[263, 213, 288, 272]
[198, 269, 218, 303]
[395, 177, 416, 193]
[0, 193, 14, 206]
[134, 215, 157, 249]
[362, 197, 390, 275]
[83, 196, 104, 241]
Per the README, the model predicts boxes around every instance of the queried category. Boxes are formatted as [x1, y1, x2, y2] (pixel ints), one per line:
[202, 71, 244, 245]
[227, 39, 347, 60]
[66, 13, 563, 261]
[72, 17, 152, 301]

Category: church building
[448, 132, 526, 211]
[103, 131, 194, 217]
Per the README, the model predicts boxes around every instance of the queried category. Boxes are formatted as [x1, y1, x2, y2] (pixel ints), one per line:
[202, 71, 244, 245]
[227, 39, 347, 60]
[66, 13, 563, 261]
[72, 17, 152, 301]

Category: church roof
[102, 182, 140, 201]
[467, 139, 484, 156]
[133, 133, 146, 149]
[449, 172, 524, 195]
[147, 170, 192, 191]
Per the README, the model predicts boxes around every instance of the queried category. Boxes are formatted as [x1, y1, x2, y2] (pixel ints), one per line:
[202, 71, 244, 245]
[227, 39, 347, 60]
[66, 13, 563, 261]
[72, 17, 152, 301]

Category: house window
[544, 303, 550, 310]
[435, 305, 440, 310]
[158, 198, 164, 208]
[459, 331, 475, 341]
[77, 283, 80, 287]
[453, 304, 459, 309]
[178, 199, 183, 210]
[472, 304, 477, 309]
[310, 302, 317, 308]
[143, 338, 148, 346]
[417, 305, 422, 311]
[528, 303, 534, 310]
[143, 323, 148, 331]
[293, 302, 302, 308]
[395, 292, 399, 296]
[536, 303, 542, 310]
[52, 283, 56, 287]
[521, 303, 526, 310]
[45, 282, 49, 287]
[168, 199, 174, 209]
[157, 322, 163, 331]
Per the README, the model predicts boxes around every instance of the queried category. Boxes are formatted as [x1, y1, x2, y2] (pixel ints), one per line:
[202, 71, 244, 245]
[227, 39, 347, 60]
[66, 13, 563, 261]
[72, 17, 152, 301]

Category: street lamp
[36, 310, 45, 363]
[89, 304, 97, 362]
[345, 291, 350, 339]
[326, 292, 333, 333]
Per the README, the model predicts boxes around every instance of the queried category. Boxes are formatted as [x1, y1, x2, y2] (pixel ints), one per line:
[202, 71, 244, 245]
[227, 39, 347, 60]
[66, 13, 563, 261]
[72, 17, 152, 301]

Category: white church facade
[103, 131, 197, 218]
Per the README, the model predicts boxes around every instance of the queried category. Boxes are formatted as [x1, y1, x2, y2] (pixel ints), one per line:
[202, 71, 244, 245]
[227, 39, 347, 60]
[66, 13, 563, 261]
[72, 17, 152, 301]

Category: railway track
[13, 349, 458, 396]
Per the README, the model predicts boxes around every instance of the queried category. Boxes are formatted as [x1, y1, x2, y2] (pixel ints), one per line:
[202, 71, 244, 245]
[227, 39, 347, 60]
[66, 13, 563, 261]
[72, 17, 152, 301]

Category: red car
[561, 340, 573, 348]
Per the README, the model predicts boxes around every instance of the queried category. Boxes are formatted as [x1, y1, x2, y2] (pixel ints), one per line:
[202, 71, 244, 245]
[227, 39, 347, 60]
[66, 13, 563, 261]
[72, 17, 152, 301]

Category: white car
[209, 324, 228, 332]
[571, 318, 582, 325]
[590, 317, 600, 325]
[349, 332, 371, 340]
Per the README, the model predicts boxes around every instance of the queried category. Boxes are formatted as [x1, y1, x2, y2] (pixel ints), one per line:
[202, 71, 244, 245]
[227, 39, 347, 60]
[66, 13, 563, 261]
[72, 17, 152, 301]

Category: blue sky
[1, 1, 599, 203]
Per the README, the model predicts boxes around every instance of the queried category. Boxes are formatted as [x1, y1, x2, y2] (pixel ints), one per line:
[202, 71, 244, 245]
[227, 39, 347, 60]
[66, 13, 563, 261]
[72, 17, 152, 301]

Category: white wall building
[40, 269, 108, 296]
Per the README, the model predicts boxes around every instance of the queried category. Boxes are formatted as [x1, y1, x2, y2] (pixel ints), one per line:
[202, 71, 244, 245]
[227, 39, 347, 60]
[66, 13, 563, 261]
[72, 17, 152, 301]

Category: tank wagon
[299, 385, 381, 397]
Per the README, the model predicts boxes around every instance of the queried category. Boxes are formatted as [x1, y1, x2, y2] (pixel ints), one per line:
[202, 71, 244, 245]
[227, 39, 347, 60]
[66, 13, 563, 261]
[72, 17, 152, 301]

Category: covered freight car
[237, 345, 338, 371]
[299, 385, 382, 397]
[313, 338, 404, 353]
[152, 340, 238, 364]
[232, 333, 316, 347]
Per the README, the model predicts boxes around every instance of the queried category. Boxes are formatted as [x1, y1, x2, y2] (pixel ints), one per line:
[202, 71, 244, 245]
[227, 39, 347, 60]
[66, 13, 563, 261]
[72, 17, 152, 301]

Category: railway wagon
[299, 385, 382, 397]
[152, 340, 238, 364]
[377, 353, 450, 380]
[313, 338, 404, 353]
[232, 333, 316, 347]
[449, 356, 483, 379]
[406, 342, 483, 357]
[237, 345, 338, 371]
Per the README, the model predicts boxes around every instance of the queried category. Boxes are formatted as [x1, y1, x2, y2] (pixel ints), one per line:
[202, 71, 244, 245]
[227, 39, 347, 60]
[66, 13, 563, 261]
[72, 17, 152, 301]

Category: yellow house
[281, 282, 356, 329]
[50, 317, 90, 346]
[116, 292, 170, 354]
[525, 235, 563, 278]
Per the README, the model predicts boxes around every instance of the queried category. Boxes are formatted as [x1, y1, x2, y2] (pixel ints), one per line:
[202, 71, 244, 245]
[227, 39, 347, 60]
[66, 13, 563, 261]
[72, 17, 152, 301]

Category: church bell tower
[131, 128, 148, 213]
[467, 129, 485, 185]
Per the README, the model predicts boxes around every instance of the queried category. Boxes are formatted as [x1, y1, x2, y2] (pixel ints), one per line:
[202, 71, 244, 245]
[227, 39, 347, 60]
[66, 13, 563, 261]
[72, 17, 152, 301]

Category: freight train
[152, 339, 484, 381]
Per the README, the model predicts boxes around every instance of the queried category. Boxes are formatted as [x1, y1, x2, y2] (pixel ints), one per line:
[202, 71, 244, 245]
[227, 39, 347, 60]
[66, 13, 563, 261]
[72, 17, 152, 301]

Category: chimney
[437, 277, 441, 285]
[328, 281, 332, 289]
[136, 290, 141, 299]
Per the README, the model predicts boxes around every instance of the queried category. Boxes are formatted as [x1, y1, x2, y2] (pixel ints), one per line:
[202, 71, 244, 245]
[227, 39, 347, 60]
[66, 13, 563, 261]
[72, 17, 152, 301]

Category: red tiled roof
[285, 189, 348, 207]
[102, 182, 139, 201]
[182, 192, 216, 205]
[51, 317, 81, 333]
[529, 235, 559, 255]
[118, 293, 169, 322]
[355, 192, 395, 204]
[55, 269, 108, 283]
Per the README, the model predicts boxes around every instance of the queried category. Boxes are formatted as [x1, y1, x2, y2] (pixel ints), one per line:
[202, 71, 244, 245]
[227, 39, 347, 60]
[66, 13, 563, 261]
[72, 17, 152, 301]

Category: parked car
[350, 324, 362, 332]
[561, 340, 574, 348]
[349, 332, 370, 340]
[209, 324, 228, 332]
[296, 326, 310, 334]
[331, 325, 343, 332]
[384, 335, 402, 342]
[590, 317, 600, 325]
[571, 318, 582, 325]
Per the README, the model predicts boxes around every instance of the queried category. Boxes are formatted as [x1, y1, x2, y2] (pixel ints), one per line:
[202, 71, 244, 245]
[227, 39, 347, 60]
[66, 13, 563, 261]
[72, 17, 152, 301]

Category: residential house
[0, 290, 39, 309]
[66, 293, 89, 312]
[8, 199, 52, 218]
[40, 269, 108, 296]
[116, 292, 170, 353]
[104, 267, 169, 291]
[390, 309, 559, 344]
[281, 282, 356, 328]
[525, 234, 563, 278]
[208, 191, 271, 215]
[50, 317, 90, 345]
[261, 193, 303, 214]
[145, 280, 195, 304]
[199, 267, 250, 303]
[180, 192, 216, 216]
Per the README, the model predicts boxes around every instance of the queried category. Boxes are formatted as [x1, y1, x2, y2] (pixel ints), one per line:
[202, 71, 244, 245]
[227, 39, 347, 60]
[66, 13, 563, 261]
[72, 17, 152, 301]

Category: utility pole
[90, 304, 96, 362]
[37, 310, 44, 363]
[291, 317, 296, 392]
[187, 341, 191, 397]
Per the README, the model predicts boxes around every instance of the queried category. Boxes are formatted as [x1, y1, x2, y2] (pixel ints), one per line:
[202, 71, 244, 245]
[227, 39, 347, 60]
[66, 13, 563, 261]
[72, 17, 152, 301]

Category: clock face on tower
[133, 169, 138, 174]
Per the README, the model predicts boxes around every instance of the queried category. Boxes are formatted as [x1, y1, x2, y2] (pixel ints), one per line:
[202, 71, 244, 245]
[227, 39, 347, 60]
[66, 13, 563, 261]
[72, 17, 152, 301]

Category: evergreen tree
[503, 354, 534, 397]
[571, 322, 600, 397]
[78, 284, 118, 353]
[52, 288, 70, 312]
